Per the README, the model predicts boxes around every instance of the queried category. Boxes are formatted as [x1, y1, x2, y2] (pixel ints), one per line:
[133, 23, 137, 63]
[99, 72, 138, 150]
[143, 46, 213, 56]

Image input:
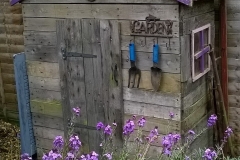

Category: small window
[191, 24, 211, 82]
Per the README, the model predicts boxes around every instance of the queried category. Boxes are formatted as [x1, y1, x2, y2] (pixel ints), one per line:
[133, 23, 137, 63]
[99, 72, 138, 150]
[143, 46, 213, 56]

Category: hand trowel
[151, 43, 162, 91]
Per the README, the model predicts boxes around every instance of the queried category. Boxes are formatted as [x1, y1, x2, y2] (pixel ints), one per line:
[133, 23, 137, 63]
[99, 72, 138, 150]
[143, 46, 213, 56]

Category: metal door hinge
[61, 48, 97, 60]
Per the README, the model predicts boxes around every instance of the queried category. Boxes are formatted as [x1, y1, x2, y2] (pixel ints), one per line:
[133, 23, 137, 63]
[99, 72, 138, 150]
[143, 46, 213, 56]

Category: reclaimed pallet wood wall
[0, 0, 23, 123]
[180, 0, 215, 151]
[21, 0, 181, 156]
[227, 0, 240, 156]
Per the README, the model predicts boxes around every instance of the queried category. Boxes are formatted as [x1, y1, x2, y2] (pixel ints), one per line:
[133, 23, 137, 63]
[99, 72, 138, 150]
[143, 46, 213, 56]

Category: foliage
[20, 108, 237, 160]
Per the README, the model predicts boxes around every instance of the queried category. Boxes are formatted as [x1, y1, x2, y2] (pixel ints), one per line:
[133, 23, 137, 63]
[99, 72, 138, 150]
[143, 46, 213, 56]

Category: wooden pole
[208, 47, 234, 157]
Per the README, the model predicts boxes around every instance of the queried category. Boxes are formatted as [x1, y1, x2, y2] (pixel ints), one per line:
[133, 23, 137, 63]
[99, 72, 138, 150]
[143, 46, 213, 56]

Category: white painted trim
[191, 23, 211, 82]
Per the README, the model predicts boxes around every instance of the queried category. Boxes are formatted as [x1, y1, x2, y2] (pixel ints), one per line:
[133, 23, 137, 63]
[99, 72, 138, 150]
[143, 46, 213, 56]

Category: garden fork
[128, 42, 141, 88]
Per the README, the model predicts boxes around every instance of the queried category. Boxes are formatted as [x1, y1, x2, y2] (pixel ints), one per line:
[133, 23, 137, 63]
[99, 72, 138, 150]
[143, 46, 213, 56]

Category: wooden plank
[24, 31, 56, 46]
[28, 76, 60, 91]
[228, 82, 240, 95]
[30, 99, 62, 117]
[1, 63, 14, 74]
[32, 113, 64, 130]
[0, 34, 24, 45]
[5, 93, 17, 103]
[180, 35, 191, 82]
[228, 34, 240, 47]
[22, 0, 177, 3]
[124, 100, 180, 121]
[0, 44, 24, 53]
[22, 4, 179, 21]
[25, 45, 57, 62]
[121, 36, 180, 54]
[123, 87, 181, 107]
[227, 21, 240, 33]
[30, 88, 61, 101]
[0, 4, 22, 14]
[2, 73, 15, 85]
[182, 94, 208, 120]
[182, 82, 207, 108]
[27, 61, 59, 78]
[23, 18, 180, 37]
[229, 95, 240, 108]
[3, 84, 16, 93]
[122, 69, 181, 93]
[124, 114, 180, 135]
[122, 51, 180, 73]
[35, 137, 53, 150]
[228, 69, 240, 84]
[33, 126, 64, 140]
[0, 14, 23, 25]
[0, 24, 23, 35]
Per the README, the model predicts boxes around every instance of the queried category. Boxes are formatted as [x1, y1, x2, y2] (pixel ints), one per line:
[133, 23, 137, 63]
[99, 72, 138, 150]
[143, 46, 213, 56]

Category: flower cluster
[103, 153, 113, 160]
[96, 122, 113, 135]
[123, 119, 135, 135]
[69, 135, 82, 151]
[104, 125, 113, 135]
[146, 127, 159, 142]
[53, 136, 64, 150]
[80, 151, 99, 160]
[162, 133, 181, 155]
[138, 117, 146, 127]
[20, 153, 32, 160]
[203, 148, 217, 160]
[42, 149, 62, 160]
[207, 114, 217, 127]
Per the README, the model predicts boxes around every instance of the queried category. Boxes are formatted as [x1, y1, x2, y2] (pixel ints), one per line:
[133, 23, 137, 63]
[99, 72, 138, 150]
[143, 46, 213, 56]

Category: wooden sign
[130, 15, 174, 37]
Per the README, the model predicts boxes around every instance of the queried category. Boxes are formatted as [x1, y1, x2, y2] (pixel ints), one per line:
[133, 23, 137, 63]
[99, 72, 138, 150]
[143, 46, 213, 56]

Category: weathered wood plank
[1, 63, 14, 74]
[228, 82, 240, 95]
[23, 18, 180, 37]
[228, 69, 240, 84]
[180, 35, 190, 82]
[2, 73, 15, 85]
[123, 88, 181, 107]
[32, 113, 64, 130]
[122, 51, 180, 73]
[22, 0, 177, 3]
[229, 95, 240, 108]
[227, 21, 240, 33]
[121, 36, 180, 54]
[22, 4, 179, 21]
[0, 14, 23, 25]
[0, 24, 23, 35]
[34, 126, 64, 140]
[0, 34, 24, 45]
[0, 4, 22, 14]
[25, 45, 57, 62]
[5, 93, 17, 103]
[24, 31, 56, 46]
[0, 44, 24, 53]
[124, 100, 180, 121]
[3, 84, 16, 93]
[35, 137, 53, 150]
[30, 88, 61, 101]
[122, 69, 181, 93]
[182, 82, 207, 108]
[228, 34, 240, 47]
[27, 61, 59, 78]
[30, 99, 62, 117]
[29, 76, 60, 91]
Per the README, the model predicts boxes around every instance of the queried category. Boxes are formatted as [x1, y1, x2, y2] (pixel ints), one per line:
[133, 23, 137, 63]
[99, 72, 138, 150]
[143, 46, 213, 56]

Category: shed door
[56, 19, 123, 153]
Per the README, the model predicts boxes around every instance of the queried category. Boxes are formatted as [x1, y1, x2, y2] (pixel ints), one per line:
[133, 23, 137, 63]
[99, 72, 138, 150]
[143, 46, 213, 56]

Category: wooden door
[56, 19, 123, 153]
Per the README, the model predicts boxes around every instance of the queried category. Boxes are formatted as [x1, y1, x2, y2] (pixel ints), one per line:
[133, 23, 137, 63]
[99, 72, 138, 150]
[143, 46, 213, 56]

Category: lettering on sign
[130, 15, 174, 37]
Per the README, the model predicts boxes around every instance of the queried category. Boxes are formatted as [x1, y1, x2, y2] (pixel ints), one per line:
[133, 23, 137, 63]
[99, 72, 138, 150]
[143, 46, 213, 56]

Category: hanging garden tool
[128, 41, 141, 88]
[151, 42, 162, 91]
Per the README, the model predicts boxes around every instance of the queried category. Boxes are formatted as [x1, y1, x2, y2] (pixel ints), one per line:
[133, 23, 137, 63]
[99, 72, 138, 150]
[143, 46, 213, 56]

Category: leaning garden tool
[128, 41, 141, 88]
[208, 44, 234, 156]
[151, 43, 162, 91]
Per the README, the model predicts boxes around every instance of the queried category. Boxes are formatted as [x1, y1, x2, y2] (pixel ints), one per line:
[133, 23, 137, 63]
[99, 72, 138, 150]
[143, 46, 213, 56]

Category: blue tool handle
[129, 43, 136, 62]
[153, 44, 159, 63]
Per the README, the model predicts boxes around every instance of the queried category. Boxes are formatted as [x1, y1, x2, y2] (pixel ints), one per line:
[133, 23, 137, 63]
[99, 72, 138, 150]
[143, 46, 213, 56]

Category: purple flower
[96, 122, 105, 130]
[90, 151, 99, 160]
[147, 127, 159, 142]
[21, 153, 32, 160]
[79, 154, 90, 160]
[103, 153, 113, 160]
[169, 112, 174, 119]
[104, 125, 113, 135]
[207, 114, 218, 127]
[138, 117, 146, 127]
[161, 133, 181, 156]
[69, 135, 81, 151]
[203, 148, 217, 160]
[53, 136, 64, 150]
[65, 152, 74, 160]
[42, 149, 62, 160]
[172, 134, 181, 144]
[123, 119, 135, 135]
[224, 127, 233, 138]
[72, 107, 80, 116]
[132, 115, 136, 120]
[185, 156, 190, 160]
[188, 130, 195, 135]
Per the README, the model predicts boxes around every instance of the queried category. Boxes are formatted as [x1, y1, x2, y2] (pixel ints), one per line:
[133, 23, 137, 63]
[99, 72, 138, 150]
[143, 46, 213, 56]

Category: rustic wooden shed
[0, 0, 24, 123]
[15, 0, 216, 158]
